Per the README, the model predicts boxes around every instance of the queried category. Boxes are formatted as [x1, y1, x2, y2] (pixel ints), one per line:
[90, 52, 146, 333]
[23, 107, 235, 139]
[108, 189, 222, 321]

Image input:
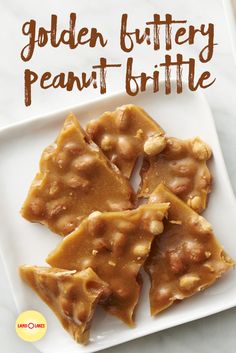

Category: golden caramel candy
[21, 113, 134, 236]
[47, 203, 169, 326]
[19, 266, 109, 345]
[145, 183, 235, 316]
[139, 136, 212, 213]
[86, 105, 165, 178]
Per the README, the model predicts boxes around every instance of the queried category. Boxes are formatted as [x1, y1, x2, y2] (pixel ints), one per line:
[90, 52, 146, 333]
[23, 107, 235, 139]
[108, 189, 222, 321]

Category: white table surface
[0, 0, 236, 352]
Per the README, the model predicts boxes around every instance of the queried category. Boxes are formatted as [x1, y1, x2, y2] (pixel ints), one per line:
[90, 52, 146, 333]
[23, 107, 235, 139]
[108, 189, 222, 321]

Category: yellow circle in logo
[15, 310, 47, 342]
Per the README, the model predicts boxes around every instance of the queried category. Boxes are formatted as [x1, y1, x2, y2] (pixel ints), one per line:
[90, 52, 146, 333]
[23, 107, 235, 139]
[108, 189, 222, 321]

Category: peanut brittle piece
[86, 105, 165, 178]
[139, 136, 212, 213]
[21, 113, 134, 236]
[19, 266, 110, 345]
[47, 203, 169, 326]
[145, 183, 234, 316]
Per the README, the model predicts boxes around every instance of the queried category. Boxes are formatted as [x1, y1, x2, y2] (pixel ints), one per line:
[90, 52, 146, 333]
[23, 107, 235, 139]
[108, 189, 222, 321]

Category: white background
[0, 0, 236, 352]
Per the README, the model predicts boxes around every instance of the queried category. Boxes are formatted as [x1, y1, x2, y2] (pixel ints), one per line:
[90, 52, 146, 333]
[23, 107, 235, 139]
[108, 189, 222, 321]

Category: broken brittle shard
[86, 104, 165, 178]
[21, 113, 134, 236]
[145, 183, 235, 316]
[19, 266, 110, 345]
[138, 136, 212, 213]
[46, 203, 169, 326]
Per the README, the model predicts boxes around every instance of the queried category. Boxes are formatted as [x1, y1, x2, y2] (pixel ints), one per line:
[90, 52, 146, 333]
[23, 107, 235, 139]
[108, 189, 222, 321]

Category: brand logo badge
[15, 310, 47, 342]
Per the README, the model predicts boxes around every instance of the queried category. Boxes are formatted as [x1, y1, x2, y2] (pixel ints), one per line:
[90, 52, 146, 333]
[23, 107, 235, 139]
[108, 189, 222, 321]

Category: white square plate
[0, 83, 236, 353]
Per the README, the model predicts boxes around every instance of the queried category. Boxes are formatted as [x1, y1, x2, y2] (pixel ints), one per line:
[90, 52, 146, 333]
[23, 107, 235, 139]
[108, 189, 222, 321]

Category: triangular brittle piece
[19, 266, 110, 345]
[21, 113, 134, 236]
[86, 105, 165, 178]
[139, 136, 212, 213]
[47, 203, 169, 325]
[145, 183, 234, 316]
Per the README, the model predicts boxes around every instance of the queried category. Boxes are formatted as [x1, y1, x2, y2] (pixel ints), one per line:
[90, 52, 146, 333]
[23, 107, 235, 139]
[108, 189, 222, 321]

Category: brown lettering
[21, 13, 108, 61]
[93, 58, 121, 94]
[24, 69, 38, 106]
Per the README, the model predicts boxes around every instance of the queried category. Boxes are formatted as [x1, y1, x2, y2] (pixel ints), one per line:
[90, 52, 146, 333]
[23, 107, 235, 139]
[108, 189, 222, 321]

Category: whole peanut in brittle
[21, 113, 134, 236]
[139, 136, 212, 213]
[47, 203, 169, 326]
[86, 104, 165, 178]
[145, 183, 234, 316]
[19, 266, 110, 345]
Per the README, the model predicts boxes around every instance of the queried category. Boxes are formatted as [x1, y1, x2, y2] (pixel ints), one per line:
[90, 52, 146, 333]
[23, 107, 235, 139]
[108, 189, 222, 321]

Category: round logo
[15, 310, 47, 342]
